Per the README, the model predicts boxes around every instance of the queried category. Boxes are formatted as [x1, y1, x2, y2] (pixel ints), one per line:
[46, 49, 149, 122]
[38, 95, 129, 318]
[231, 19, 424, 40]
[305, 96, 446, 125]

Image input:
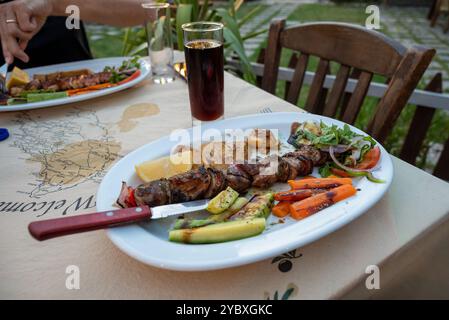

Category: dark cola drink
[184, 39, 224, 122]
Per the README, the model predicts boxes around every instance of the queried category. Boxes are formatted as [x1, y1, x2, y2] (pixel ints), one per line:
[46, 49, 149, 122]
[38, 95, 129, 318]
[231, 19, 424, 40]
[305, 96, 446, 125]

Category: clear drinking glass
[182, 22, 224, 126]
[142, 3, 174, 84]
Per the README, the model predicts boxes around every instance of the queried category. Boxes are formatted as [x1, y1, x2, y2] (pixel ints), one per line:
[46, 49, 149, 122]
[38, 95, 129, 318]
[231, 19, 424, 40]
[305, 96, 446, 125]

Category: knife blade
[151, 199, 208, 218]
[28, 199, 209, 241]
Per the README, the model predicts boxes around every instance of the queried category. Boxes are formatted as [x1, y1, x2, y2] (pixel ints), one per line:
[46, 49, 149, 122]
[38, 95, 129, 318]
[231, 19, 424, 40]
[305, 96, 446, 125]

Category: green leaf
[121, 27, 132, 56]
[215, 7, 242, 43]
[198, 0, 210, 20]
[223, 27, 255, 83]
[176, 4, 193, 50]
[128, 41, 148, 56]
[318, 163, 333, 178]
[238, 5, 264, 27]
[241, 28, 267, 41]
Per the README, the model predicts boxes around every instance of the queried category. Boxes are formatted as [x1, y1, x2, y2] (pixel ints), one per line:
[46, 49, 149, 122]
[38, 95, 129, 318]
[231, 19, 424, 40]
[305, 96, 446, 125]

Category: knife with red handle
[28, 199, 208, 241]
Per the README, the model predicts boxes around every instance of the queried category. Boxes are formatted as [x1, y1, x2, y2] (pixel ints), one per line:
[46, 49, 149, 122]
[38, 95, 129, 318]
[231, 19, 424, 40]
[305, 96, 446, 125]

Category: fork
[0, 63, 8, 94]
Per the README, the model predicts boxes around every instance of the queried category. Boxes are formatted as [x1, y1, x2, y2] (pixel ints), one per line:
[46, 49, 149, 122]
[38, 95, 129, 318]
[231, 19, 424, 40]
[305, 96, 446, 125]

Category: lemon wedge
[135, 151, 192, 182]
[6, 66, 30, 90]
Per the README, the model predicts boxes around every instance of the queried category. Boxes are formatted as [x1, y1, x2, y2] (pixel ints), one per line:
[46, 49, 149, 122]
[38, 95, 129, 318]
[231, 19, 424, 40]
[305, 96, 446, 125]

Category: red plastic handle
[28, 206, 151, 241]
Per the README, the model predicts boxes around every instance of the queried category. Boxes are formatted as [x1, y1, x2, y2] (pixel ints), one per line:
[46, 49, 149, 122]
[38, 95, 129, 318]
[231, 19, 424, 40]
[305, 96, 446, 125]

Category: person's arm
[51, 0, 149, 27]
[0, 0, 152, 64]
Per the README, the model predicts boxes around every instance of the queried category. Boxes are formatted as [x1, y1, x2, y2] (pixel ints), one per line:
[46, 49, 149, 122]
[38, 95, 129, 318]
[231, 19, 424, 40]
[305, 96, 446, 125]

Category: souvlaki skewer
[116, 145, 328, 208]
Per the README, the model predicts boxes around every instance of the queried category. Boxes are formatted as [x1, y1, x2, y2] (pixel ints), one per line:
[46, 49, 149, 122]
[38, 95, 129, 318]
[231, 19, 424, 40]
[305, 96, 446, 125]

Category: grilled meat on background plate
[117, 145, 327, 208]
[9, 71, 114, 96]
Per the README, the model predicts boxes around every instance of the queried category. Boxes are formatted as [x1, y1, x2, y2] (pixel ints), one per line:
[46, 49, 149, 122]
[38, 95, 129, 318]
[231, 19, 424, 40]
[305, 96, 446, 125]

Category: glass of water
[142, 3, 174, 84]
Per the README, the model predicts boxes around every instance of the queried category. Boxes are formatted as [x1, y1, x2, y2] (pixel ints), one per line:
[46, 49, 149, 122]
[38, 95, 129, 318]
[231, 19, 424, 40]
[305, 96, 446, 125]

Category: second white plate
[0, 57, 150, 112]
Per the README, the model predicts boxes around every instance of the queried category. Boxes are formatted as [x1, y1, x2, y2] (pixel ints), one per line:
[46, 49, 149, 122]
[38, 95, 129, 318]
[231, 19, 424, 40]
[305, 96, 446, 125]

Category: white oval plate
[97, 112, 393, 271]
[0, 57, 150, 112]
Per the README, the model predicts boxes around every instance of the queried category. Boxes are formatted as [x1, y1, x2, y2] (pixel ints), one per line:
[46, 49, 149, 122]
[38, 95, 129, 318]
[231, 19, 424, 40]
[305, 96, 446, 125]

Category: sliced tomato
[357, 146, 380, 170]
[117, 69, 141, 85]
[126, 187, 137, 207]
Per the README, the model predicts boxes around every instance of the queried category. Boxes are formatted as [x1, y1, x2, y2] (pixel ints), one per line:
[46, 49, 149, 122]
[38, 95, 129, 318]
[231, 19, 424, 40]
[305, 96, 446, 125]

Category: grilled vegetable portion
[206, 187, 239, 214]
[230, 193, 274, 220]
[288, 177, 352, 190]
[169, 218, 266, 244]
[173, 197, 249, 230]
[289, 184, 357, 220]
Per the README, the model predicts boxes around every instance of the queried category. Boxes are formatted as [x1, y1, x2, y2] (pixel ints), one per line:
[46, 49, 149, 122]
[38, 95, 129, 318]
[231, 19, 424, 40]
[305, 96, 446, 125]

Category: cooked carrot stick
[274, 189, 313, 202]
[288, 177, 352, 190]
[272, 202, 291, 218]
[289, 184, 357, 220]
[67, 83, 116, 96]
[302, 175, 316, 179]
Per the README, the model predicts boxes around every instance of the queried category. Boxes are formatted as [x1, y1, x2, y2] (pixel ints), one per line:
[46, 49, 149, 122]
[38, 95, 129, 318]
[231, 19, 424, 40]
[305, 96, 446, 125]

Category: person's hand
[0, 0, 54, 64]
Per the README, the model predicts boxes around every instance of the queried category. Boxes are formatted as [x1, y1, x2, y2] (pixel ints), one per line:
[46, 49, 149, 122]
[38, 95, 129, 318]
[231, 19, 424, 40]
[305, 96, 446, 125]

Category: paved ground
[382, 6, 449, 89]
[240, 2, 301, 57]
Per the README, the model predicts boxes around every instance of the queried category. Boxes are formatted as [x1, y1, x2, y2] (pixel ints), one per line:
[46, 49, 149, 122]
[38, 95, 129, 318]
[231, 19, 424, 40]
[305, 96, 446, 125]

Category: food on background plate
[288, 121, 383, 183]
[6, 67, 30, 90]
[1, 57, 142, 106]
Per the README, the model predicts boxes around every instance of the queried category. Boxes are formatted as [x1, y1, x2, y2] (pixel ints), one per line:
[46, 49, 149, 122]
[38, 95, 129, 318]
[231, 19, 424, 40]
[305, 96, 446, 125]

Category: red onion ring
[329, 145, 378, 173]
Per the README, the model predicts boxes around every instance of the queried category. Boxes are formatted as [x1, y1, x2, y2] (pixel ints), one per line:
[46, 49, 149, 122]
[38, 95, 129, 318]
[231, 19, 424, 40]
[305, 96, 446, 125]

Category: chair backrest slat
[399, 73, 442, 165]
[434, 138, 449, 180]
[284, 53, 299, 100]
[286, 53, 309, 104]
[305, 58, 330, 113]
[341, 71, 373, 125]
[368, 46, 436, 143]
[323, 64, 351, 118]
[256, 48, 266, 88]
[339, 68, 362, 117]
[261, 19, 286, 94]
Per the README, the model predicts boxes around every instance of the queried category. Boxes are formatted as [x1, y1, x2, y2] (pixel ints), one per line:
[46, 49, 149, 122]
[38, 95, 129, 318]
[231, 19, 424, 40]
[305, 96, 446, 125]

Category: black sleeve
[1, 16, 93, 69]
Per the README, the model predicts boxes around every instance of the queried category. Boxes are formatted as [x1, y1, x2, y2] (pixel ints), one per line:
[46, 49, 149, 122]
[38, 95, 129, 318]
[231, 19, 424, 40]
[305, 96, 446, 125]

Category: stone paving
[382, 6, 449, 90]
[240, 1, 301, 57]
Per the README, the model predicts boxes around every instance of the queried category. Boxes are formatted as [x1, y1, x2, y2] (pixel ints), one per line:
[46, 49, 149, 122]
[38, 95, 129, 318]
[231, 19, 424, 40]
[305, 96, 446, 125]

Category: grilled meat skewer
[9, 69, 137, 97]
[116, 145, 327, 208]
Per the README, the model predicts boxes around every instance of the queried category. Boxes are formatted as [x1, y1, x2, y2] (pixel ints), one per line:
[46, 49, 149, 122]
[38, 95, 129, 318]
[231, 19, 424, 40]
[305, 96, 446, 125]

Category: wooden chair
[430, 0, 449, 33]
[260, 20, 435, 144]
[399, 73, 449, 180]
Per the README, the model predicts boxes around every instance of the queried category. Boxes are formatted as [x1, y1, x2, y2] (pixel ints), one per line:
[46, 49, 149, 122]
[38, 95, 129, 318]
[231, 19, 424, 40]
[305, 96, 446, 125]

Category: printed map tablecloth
[1, 70, 449, 299]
